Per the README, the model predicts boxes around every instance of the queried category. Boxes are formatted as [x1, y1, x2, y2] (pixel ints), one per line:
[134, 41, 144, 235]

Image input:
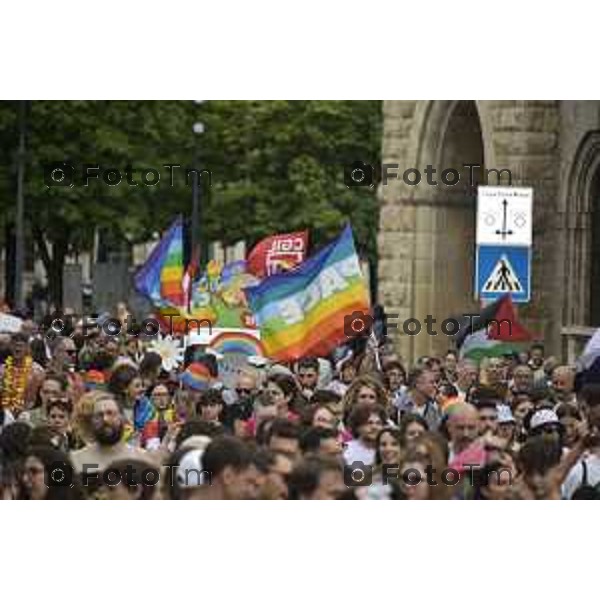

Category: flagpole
[192, 121, 204, 269]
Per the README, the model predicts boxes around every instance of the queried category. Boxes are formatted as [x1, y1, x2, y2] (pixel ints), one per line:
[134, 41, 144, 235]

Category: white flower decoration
[148, 335, 184, 373]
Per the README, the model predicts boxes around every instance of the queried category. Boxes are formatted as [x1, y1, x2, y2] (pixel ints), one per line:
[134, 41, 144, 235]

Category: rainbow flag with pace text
[245, 225, 370, 361]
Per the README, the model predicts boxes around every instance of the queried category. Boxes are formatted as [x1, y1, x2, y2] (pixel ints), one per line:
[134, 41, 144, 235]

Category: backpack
[571, 460, 600, 500]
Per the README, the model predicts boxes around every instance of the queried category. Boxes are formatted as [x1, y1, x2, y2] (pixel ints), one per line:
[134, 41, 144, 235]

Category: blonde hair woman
[72, 390, 111, 446]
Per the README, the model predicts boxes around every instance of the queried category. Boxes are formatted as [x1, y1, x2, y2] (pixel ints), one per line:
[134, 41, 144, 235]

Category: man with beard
[70, 394, 148, 490]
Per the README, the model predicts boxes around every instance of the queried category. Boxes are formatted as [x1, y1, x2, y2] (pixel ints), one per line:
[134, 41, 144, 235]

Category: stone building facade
[378, 100, 600, 364]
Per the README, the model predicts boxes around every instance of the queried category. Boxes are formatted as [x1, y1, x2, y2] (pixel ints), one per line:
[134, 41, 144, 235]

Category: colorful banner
[156, 261, 261, 333]
[208, 331, 266, 388]
[245, 225, 370, 361]
[188, 260, 260, 329]
[247, 231, 308, 278]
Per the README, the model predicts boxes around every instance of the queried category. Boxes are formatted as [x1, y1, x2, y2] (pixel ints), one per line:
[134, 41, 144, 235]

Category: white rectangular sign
[476, 186, 533, 247]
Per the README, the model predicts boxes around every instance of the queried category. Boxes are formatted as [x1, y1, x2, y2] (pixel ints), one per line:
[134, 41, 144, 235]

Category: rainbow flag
[134, 217, 184, 307]
[179, 362, 213, 391]
[245, 225, 370, 361]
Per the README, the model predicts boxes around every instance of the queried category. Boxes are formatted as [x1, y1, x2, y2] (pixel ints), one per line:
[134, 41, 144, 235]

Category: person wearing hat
[177, 358, 217, 421]
[526, 408, 568, 464]
[496, 404, 519, 453]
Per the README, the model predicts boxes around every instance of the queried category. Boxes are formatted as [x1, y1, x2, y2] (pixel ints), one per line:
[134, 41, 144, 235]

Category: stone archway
[379, 100, 562, 364]
[563, 131, 600, 326]
[590, 169, 600, 325]
[413, 100, 486, 357]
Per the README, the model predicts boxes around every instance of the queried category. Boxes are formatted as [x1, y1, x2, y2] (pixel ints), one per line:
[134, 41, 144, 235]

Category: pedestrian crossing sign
[475, 245, 531, 303]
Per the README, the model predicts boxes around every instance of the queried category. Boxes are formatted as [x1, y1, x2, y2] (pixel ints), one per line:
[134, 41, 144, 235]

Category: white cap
[497, 404, 515, 424]
[529, 409, 559, 430]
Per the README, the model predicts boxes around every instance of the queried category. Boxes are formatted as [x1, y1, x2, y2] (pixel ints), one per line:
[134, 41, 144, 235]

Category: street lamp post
[191, 121, 205, 268]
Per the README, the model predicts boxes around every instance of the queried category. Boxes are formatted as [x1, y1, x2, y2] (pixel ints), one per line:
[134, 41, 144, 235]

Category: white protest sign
[0, 313, 23, 333]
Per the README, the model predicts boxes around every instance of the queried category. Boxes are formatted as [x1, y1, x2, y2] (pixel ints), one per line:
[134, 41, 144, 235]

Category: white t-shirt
[561, 452, 600, 499]
[343, 439, 376, 466]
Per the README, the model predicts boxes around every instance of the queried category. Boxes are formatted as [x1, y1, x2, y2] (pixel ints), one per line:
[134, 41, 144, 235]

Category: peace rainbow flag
[159, 222, 185, 307]
[245, 225, 370, 361]
[134, 217, 185, 307]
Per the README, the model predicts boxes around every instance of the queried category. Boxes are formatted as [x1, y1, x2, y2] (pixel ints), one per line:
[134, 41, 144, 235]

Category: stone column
[378, 100, 420, 363]
[486, 101, 562, 355]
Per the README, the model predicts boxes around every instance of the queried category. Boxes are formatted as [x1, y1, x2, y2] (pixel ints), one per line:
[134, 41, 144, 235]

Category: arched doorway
[563, 132, 600, 328]
[423, 100, 484, 355]
[562, 131, 600, 361]
[589, 168, 600, 325]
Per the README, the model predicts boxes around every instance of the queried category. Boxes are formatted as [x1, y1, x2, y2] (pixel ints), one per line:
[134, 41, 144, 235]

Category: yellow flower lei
[2, 355, 33, 414]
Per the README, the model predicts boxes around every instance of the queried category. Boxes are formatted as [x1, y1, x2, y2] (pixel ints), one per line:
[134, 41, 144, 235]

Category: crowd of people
[1, 307, 599, 500]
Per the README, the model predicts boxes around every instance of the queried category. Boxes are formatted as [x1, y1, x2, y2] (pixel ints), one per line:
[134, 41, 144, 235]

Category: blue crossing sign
[475, 245, 531, 303]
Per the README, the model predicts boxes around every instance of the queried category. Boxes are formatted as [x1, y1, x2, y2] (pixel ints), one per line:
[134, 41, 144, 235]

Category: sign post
[475, 186, 533, 303]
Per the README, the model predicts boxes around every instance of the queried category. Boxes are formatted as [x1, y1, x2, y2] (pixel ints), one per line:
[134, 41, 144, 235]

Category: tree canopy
[0, 100, 382, 306]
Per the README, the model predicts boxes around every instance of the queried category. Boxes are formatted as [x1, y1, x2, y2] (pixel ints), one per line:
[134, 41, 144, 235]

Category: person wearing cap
[496, 404, 518, 451]
[527, 408, 563, 438]
[526, 408, 568, 465]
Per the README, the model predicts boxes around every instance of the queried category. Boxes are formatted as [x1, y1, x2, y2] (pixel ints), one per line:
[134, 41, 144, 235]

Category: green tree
[0, 100, 382, 308]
